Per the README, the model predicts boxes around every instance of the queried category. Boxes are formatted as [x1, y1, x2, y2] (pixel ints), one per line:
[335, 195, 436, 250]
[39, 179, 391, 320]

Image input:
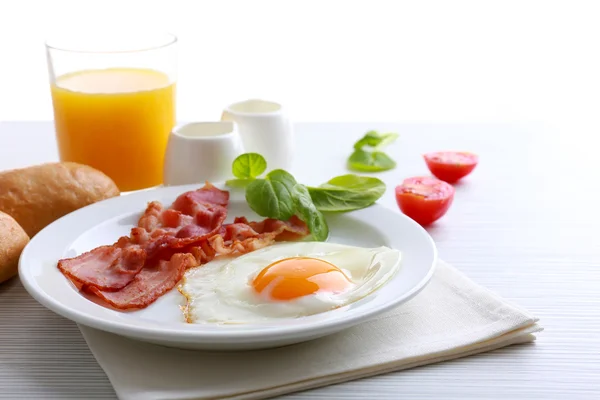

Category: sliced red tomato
[424, 151, 479, 183]
[395, 176, 455, 226]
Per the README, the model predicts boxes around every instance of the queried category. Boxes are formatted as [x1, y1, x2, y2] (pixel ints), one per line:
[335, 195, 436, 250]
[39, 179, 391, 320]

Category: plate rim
[18, 183, 437, 344]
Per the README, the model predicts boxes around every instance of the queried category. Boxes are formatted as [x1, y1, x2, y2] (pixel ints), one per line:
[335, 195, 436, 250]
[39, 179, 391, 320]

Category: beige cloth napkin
[78, 260, 542, 400]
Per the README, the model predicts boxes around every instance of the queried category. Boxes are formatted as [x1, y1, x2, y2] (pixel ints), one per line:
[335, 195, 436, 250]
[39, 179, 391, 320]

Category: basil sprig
[347, 130, 398, 172]
[226, 153, 386, 241]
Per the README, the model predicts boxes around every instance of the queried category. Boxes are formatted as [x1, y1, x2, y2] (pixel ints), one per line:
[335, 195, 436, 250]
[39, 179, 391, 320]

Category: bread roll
[0, 162, 120, 237]
[0, 211, 29, 284]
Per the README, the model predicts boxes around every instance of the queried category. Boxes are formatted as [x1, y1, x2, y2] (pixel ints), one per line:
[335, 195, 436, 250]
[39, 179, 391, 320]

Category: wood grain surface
[0, 121, 598, 399]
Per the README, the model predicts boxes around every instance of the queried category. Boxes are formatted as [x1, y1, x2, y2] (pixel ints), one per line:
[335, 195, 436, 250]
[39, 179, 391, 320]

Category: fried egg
[179, 242, 402, 324]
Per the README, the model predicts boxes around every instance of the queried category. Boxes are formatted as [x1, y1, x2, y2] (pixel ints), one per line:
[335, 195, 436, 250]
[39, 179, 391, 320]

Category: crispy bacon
[138, 184, 228, 233]
[161, 209, 192, 229]
[129, 227, 151, 246]
[238, 215, 310, 241]
[136, 185, 229, 258]
[57, 182, 310, 311]
[190, 240, 217, 264]
[207, 216, 310, 255]
[144, 205, 228, 263]
[175, 205, 227, 240]
[58, 245, 146, 291]
[221, 222, 260, 241]
[172, 182, 229, 216]
[138, 206, 196, 235]
[137, 201, 163, 232]
[209, 234, 275, 255]
[88, 253, 197, 310]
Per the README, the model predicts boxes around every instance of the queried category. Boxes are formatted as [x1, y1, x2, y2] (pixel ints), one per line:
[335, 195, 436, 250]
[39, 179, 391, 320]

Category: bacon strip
[237, 215, 310, 241]
[137, 201, 164, 232]
[209, 216, 309, 255]
[172, 182, 229, 216]
[142, 205, 228, 263]
[136, 184, 229, 259]
[57, 183, 311, 310]
[58, 183, 227, 286]
[87, 253, 197, 310]
[58, 245, 146, 291]
[190, 240, 217, 265]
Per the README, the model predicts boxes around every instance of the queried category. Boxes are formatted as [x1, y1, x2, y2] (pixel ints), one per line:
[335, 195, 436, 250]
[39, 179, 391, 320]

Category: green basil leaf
[265, 169, 297, 191]
[244, 169, 298, 220]
[353, 130, 383, 150]
[353, 131, 399, 150]
[292, 184, 329, 241]
[347, 149, 396, 172]
[307, 174, 386, 212]
[245, 179, 295, 220]
[322, 174, 386, 191]
[232, 153, 267, 179]
[374, 132, 399, 150]
[349, 131, 398, 172]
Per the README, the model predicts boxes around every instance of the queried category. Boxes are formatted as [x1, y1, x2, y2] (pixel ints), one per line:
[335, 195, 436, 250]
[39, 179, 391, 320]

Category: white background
[0, 0, 599, 134]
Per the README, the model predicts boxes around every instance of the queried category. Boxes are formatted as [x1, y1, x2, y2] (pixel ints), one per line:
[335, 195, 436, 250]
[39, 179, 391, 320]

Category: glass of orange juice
[46, 32, 177, 191]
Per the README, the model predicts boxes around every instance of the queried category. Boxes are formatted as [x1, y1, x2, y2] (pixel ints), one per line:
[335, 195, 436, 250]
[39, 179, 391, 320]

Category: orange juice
[50, 68, 176, 191]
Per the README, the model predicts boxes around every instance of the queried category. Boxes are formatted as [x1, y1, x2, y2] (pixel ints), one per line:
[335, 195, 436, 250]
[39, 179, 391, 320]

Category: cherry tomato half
[424, 151, 479, 183]
[395, 176, 455, 226]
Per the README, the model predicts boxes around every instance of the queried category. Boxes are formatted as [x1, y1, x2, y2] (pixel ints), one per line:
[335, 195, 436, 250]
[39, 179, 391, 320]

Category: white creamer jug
[221, 99, 294, 171]
[163, 121, 243, 186]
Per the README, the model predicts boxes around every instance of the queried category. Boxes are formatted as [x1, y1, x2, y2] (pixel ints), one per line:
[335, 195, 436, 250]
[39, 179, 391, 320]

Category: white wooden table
[0, 121, 598, 399]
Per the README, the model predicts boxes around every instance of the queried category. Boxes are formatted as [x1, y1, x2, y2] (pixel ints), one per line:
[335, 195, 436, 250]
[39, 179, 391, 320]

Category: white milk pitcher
[163, 121, 243, 186]
[221, 99, 294, 171]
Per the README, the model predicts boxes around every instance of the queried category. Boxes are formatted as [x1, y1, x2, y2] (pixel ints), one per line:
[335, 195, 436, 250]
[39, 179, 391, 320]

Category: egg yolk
[252, 257, 352, 301]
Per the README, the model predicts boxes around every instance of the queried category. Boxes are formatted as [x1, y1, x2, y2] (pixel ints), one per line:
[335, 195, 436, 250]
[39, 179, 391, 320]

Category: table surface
[0, 121, 598, 399]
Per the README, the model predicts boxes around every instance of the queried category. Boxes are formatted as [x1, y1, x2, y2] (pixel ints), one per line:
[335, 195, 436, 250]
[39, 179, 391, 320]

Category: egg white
[179, 241, 402, 324]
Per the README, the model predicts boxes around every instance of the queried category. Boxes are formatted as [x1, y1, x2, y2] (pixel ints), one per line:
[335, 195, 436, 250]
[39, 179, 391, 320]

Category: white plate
[19, 183, 437, 350]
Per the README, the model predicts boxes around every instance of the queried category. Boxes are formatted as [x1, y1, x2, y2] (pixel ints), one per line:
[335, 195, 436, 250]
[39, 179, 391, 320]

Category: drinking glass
[46, 32, 177, 191]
